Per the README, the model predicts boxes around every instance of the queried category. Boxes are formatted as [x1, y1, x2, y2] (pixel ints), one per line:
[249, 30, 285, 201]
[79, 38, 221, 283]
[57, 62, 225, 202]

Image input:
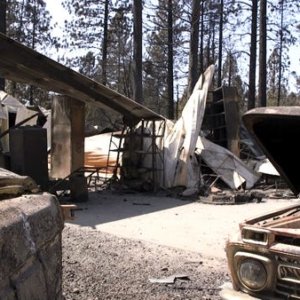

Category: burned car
[221, 107, 300, 300]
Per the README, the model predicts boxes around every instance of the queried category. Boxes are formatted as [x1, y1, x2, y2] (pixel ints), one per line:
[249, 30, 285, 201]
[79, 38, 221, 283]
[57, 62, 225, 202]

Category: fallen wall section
[0, 193, 64, 300]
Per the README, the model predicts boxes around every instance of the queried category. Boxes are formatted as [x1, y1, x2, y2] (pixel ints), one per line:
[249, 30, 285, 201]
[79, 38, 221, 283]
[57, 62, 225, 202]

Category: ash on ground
[62, 225, 229, 300]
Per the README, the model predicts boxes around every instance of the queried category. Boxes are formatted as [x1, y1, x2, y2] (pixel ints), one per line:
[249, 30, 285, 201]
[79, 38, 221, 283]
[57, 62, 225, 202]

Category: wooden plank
[0, 33, 164, 122]
[60, 204, 78, 221]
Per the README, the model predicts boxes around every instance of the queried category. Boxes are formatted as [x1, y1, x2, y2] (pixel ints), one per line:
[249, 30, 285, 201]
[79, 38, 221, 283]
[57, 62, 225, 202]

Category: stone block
[0, 285, 16, 300]
[6, 193, 64, 248]
[0, 192, 64, 299]
[38, 234, 63, 299]
[0, 205, 32, 282]
[12, 259, 47, 300]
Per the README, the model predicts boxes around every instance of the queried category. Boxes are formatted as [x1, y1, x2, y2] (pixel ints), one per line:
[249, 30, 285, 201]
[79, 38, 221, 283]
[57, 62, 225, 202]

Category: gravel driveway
[62, 190, 298, 299]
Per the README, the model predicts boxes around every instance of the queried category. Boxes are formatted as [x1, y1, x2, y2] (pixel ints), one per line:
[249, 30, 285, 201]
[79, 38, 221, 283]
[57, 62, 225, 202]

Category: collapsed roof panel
[0, 33, 164, 123]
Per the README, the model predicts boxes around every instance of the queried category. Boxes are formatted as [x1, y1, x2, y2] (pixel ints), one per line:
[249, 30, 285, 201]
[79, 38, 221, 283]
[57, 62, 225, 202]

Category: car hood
[243, 106, 300, 196]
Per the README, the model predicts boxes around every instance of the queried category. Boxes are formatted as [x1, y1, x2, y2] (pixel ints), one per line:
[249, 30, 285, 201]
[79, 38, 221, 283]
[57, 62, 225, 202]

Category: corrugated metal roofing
[0, 33, 164, 123]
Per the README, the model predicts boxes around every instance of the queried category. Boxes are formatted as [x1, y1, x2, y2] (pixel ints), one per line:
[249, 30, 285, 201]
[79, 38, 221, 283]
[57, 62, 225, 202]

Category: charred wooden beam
[0, 33, 164, 123]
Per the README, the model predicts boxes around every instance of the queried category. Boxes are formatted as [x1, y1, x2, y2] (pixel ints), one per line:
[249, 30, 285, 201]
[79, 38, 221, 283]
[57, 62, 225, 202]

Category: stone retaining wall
[0, 193, 64, 300]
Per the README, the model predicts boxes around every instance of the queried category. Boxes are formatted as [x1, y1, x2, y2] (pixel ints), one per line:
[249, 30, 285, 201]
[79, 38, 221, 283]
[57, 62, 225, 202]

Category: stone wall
[0, 193, 64, 300]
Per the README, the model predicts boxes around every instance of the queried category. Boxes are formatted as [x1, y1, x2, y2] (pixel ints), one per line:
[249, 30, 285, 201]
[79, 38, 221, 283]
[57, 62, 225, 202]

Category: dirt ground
[62, 189, 298, 299]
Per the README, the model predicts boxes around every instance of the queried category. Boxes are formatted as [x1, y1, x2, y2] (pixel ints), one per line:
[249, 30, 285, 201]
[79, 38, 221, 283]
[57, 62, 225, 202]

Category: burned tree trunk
[132, 0, 143, 103]
[248, 0, 258, 110]
[187, 0, 200, 98]
[0, 0, 6, 90]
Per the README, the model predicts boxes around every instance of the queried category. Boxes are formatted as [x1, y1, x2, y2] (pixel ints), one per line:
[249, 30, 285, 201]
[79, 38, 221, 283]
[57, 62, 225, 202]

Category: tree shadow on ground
[65, 189, 194, 229]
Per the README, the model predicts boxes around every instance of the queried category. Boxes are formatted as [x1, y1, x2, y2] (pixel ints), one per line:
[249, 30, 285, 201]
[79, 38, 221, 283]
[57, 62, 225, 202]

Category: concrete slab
[66, 191, 299, 259]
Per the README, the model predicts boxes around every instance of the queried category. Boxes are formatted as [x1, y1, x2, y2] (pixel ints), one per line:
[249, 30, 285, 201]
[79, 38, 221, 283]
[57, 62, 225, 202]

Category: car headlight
[238, 258, 267, 291]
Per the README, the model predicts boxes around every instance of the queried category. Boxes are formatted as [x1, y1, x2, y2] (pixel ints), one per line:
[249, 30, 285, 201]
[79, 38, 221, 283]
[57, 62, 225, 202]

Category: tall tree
[276, 0, 284, 106]
[267, 48, 281, 105]
[62, 0, 109, 73]
[106, 4, 133, 96]
[7, 0, 55, 50]
[267, 0, 300, 105]
[167, 0, 174, 119]
[102, 0, 109, 86]
[258, 0, 267, 107]
[197, 0, 220, 77]
[0, 0, 6, 34]
[222, 51, 237, 86]
[132, 0, 143, 103]
[0, 0, 6, 91]
[222, 51, 245, 101]
[248, 0, 258, 110]
[187, 0, 200, 97]
[144, 0, 183, 117]
[5, 0, 56, 105]
[199, 0, 204, 75]
[268, 0, 300, 105]
[217, 0, 223, 87]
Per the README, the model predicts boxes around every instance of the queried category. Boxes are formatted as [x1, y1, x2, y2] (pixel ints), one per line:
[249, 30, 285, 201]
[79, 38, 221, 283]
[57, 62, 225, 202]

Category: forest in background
[0, 0, 300, 131]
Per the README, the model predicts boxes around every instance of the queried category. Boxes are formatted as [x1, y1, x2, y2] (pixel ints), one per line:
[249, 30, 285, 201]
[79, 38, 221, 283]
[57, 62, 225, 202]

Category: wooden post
[51, 95, 88, 202]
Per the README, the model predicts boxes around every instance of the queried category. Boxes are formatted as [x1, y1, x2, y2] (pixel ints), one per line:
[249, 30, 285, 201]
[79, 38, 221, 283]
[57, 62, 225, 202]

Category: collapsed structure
[0, 29, 294, 300]
[0, 32, 280, 200]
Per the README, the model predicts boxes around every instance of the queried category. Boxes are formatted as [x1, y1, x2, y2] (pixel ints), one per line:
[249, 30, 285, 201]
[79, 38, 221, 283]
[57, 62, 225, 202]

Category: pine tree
[144, 0, 184, 117]
[222, 51, 245, 109]
[0, 0, 6, 91]
[258, 0, 267, 107]
[132, 0, 143, 103]
[268, 0, 300, 106]
[7, 0, 56, 50]
[267, 48, 280, 105]
[62, 0, 109, 71]
[248, 0, 258, 109]
[106, 4, 133, 96]
[167, 0, 174, 119]
[187, 0, 200, 98]
[102, 0, 109, 86]
[5, 0, 57, 106]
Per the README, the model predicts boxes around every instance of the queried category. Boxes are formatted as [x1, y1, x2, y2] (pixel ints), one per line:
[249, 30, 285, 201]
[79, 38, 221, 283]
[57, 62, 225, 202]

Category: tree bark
[102, 0, 109, 86]
[187, 0, 200, 97]
[217, 0, 224, 87]
[277, 0, 284, 106]
[132, 0, 143, 103]
[0, 0, 6, 90]
[248, 0, 258, 110]
[199, 0, 204, 75]
[258, 0, 267, 107]
[167, 0, 174, 119]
